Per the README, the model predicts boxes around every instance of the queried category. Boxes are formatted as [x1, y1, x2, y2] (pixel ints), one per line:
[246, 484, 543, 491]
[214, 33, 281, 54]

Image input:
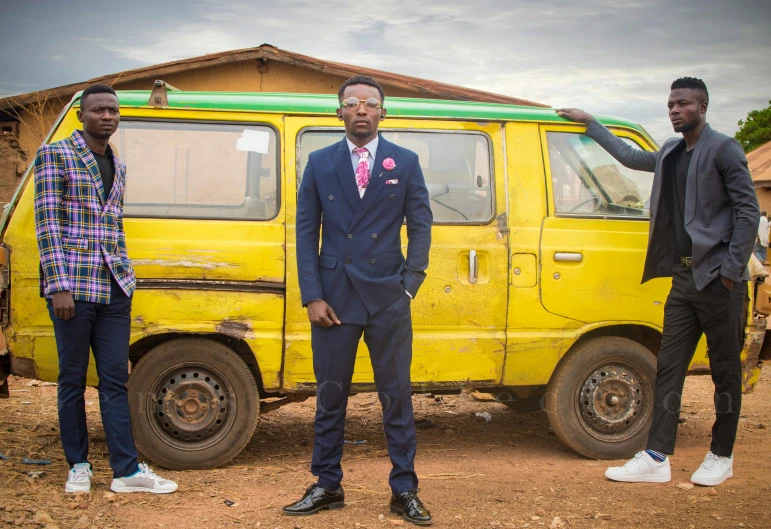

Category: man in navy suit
[283, 75, 433, 525]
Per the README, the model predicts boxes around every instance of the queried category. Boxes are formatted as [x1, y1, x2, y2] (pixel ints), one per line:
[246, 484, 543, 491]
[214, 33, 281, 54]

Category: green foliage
[736, 100, 771, 153]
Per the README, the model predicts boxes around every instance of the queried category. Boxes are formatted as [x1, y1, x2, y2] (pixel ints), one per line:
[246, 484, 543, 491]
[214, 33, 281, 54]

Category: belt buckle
[682, 256, 692, 266]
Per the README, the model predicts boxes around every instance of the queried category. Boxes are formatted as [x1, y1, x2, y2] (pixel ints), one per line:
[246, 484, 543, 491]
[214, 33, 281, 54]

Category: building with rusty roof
[0, 44, 546, 204]
[749, 140, 771, 214]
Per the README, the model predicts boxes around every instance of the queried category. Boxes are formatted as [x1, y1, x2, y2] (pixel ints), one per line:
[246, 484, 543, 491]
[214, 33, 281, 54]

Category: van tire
[128, 338, 259, 470]
[545, 337, 656, 460]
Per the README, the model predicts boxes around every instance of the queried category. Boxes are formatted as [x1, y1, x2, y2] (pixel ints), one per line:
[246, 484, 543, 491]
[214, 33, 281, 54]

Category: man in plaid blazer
[34, 84, 176, 495]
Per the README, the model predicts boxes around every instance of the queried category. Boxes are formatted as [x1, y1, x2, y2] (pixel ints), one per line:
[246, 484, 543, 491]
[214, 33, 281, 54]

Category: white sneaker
[65, 462, 93, 493]
[110, 463, 178, 494]
[605, 451, 671, 483]
[690, 451, 733, 486]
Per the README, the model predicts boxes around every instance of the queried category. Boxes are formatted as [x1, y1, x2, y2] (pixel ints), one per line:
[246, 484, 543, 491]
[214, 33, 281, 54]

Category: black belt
[679, 256, 692, 266]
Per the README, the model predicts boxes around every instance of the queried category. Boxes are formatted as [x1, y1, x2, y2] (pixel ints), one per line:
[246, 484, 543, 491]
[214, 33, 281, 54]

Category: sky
[1, 0, 769, 144]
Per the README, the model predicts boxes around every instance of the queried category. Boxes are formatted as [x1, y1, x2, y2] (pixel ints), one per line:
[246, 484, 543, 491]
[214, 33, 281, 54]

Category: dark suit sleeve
[585, 120, 658, 172]
[402, 154, 432, 297]
[295, 155, 324, 306]
[716, 138, 760, 282]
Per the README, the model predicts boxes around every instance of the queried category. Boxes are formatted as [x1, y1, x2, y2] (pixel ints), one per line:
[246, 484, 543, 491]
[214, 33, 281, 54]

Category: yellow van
[0, 86, 765, 469]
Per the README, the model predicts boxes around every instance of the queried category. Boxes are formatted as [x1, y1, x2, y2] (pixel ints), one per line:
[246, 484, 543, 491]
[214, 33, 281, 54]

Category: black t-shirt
[669, 142, 694, 256]
[92, 148, 115, 199]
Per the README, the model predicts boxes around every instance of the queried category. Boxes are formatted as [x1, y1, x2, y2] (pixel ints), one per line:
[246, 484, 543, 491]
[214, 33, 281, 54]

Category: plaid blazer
[34, 130, 135, 304]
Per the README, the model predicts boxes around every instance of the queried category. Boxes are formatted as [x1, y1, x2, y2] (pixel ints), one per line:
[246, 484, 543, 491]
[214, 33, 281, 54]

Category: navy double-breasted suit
[296, 135, 432, 493]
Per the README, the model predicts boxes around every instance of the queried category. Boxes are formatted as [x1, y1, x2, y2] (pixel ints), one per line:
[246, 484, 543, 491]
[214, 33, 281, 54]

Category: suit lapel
[350, 135, 392, 231]
[684, 124, 713, 225]
[103, 157, 125, 214]
[70, 130, 106, 206]
[334, 138, 362, 211]
[649, 138, 683, 220]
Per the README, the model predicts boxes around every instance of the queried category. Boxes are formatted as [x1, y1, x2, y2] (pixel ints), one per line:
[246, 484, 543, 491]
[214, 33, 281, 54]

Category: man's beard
[350, 127, 375, 138]
[87, 128, 114, 140]
[673, 119, 697, 133]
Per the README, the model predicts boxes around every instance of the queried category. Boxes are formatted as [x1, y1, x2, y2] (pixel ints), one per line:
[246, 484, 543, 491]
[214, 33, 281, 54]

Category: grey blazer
[585, 121, 759, 291]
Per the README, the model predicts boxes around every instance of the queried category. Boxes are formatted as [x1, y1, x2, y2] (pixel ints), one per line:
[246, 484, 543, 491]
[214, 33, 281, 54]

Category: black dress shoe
[282, 484, 345, 516]
[390, 488, 432, 525]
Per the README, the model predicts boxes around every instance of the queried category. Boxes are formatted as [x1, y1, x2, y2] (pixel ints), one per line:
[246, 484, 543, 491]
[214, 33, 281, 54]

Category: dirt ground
[1, 370, 770, 529]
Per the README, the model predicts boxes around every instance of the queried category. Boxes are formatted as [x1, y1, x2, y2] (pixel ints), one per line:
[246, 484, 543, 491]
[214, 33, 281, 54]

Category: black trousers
[47, 280, 139, 478]
[647, 264, 745, 457]
[311, 292, 418, 494]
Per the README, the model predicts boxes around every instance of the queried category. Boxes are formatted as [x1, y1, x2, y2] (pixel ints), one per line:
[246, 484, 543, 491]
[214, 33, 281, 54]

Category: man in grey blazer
[558, 77, 759, 487]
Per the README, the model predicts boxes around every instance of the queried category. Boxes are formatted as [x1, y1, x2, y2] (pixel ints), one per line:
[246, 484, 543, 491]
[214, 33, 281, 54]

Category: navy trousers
[311, 292, 418, 494]
[47, 280, 139, 478]
[647, 264, 745, 457]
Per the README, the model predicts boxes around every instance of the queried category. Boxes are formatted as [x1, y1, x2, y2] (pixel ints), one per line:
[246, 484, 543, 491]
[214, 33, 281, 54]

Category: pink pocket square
[385, 179, 399, 185]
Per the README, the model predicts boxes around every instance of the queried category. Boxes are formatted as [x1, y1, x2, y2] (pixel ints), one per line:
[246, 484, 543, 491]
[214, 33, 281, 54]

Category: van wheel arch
[129, 332, 267, 398]
[573, 324, 662, 357]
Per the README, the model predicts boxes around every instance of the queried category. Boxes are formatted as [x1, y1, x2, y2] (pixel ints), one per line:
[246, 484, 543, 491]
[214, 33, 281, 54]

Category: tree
[736, 100, 771, 153]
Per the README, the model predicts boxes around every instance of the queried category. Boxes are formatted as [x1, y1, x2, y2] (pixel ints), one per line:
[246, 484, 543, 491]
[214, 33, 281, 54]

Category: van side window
[115, 121, 279, 220]
[546, 132, 652, 218]
[298, 130, 494, 224]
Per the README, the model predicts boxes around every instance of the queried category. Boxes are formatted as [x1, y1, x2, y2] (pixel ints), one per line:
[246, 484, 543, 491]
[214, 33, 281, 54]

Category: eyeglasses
[340, 97, 382, 111]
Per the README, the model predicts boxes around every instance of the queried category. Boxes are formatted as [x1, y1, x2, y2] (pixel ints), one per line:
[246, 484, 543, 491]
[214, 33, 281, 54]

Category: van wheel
[128, 338, 259, 470]
[545, 337, 656, 460]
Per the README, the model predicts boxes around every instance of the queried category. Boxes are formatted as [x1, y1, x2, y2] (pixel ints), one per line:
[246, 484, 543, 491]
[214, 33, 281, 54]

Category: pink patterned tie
[353, 147, 370, 197]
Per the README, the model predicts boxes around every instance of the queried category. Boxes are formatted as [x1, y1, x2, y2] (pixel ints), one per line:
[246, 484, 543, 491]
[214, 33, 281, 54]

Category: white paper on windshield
[236, 129, 270, 154]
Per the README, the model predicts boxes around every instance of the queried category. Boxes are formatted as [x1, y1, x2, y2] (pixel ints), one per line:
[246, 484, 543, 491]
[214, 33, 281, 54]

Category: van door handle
[554, 252, 583, 262]
[469, 250, 478, 284]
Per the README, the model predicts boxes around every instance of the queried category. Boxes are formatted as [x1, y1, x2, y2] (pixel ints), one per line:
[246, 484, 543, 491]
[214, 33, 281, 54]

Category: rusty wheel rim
[147, 363, 237, 451]
[576, 362, 652, 443]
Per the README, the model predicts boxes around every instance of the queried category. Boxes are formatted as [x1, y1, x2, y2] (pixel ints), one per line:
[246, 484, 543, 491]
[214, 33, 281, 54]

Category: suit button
[345, 258, 351, 264]
[370, 259, 376, 264]
[372, 233, 377, 239]
[347, 233, 353, 239]
[704, 223, 708, 227]
[329, 195, 334, 200]
[390, 195, 395, 200]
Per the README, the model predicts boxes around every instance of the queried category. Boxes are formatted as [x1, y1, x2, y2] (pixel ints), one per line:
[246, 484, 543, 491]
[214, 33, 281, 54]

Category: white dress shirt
[759, 215, 769, 247]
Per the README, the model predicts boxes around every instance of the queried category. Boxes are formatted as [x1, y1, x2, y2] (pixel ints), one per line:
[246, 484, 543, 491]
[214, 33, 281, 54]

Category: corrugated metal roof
[0, 44, 547, 111]
[749, 140, 771, 186]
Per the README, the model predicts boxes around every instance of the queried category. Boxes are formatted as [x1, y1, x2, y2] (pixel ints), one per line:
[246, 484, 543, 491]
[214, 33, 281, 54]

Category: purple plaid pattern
[33, 130, 135, 304]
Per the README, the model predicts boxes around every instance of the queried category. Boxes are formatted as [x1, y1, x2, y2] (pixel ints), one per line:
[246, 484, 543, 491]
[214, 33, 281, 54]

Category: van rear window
[114, 121, 279, 220]
[298, 130, 494, 224]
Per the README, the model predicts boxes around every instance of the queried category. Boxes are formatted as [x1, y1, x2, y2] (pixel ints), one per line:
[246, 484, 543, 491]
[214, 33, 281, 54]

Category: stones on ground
[389, 520, 404, 526]
[550, 517, 566, 528]
[78, 515, 89, 525]
[33, 511, 54, 524]
[708, 488, 718, 496]
[677, 482, 695, 490]
[102, 492, 116, 502]
[535, 508, 546, 516]
[596, 513, 611, 520]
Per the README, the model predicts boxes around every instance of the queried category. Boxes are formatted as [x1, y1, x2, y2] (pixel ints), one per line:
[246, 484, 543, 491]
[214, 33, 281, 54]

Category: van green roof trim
[98, 91, 652, 140]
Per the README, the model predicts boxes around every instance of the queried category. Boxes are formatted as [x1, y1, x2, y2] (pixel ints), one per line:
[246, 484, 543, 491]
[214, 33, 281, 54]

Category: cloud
[1, 0, 770, 145]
